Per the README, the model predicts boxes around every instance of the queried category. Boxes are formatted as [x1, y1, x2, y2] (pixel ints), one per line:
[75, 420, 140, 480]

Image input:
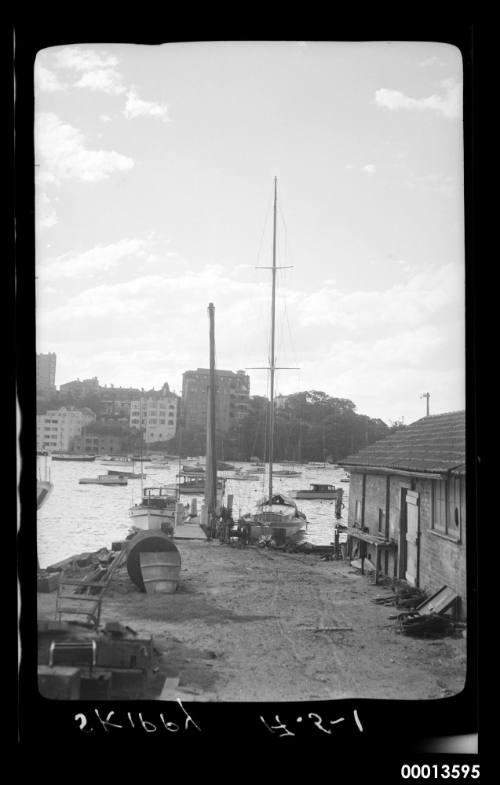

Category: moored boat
[241, 493, 307, 542]
[182, 464, 205, 475]
[293, 483, 343, 500]
[52, 454, 96, 461]
[229, 470, 261, 481]
[129, 486, 179, 531]
[79, 474, 128, 485]
[218, 461, 235, 471]
[100, 456, 134, 465]
[107, 469, 146, 479]
[175, 472, 225, 495]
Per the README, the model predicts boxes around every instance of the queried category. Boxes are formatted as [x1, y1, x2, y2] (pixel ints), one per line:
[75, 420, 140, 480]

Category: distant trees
[37, 387, 392, 461]
[201, 391, 391, 462]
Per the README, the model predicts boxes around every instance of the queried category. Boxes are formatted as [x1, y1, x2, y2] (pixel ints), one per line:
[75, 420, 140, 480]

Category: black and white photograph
[17, 30, 478, 762]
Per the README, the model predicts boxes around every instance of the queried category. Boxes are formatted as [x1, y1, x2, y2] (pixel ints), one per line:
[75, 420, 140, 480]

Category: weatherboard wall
[347, 470, 467, 618]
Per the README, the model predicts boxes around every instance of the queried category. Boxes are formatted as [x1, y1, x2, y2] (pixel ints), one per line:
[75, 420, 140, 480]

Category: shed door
[405, 490, 420, 586]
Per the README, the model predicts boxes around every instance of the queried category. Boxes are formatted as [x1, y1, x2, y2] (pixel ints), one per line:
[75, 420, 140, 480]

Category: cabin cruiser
[293, 483, 343, 500]
[129, 486, 178, 530]
[240, 492, 307, 542]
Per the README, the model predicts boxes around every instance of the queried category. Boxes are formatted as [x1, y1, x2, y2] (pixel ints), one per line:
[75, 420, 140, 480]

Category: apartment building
[182, 369, 250, 432]
[72, 433, 124, 455]
[36, 407, 96, 452]
[36, 353, 57, 396]
[58, 377, 100, 398]
[129, 391, 179, 444]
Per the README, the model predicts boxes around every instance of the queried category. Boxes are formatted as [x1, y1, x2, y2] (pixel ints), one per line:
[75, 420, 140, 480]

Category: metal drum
[126, 531, 181, 593]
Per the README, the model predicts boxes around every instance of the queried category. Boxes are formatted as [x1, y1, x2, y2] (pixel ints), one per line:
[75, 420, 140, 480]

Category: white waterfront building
[37, 406, 96, 452]
[129, 391, 178, 444]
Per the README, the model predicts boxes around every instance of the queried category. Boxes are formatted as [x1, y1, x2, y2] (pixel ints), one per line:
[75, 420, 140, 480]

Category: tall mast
[139, 397, 144, 497]
[205, 303, 218, 524]
[249, 178, 297, 502]
[268, 177, 278, 502]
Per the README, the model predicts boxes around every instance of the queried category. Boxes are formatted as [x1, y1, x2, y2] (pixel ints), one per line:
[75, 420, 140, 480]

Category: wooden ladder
[55, 549, 127, 629]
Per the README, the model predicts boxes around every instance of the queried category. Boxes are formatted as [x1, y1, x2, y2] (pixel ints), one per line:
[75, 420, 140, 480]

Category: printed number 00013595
[401, 764, 479, 779]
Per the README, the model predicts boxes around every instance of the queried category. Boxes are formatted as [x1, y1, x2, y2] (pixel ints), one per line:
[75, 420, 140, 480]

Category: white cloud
[362, 164, 376, 175]
[49, 46, 126, 95]
[38, 260, 465, 424]
[123, 89, 170, 122]
[419, 56, 446, 68]
[54, 47, 119, 72]
[35, 112, 134, 184]
[37, 193, 58, 228]
[74, 69, 126, 95]
[41, 238, 148, 281]
[374, 79, 461, 120]
[99, 114, 112, 123]
[297, 263, 463, 331]
[35, 63, 67, 93]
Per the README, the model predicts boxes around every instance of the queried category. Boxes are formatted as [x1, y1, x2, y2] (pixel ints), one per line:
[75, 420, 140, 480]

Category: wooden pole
[205, 303, 218, 532]
[269, 177, 277, 503]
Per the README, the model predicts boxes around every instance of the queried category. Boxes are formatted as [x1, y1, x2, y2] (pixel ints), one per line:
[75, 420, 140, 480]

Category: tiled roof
[338, 411, 465, 474]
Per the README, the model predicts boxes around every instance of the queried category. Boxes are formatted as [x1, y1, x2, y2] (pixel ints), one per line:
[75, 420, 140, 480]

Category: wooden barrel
[126, 531, 181, 592]
[139, 552, 180, 594]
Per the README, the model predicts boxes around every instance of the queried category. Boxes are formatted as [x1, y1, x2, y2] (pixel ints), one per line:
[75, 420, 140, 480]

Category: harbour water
[36, 457, 349, 568]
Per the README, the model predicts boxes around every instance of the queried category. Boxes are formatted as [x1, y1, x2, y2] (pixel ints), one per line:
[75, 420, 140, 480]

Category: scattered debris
[372, 586, 427, 608]
[103, 621, 138, 639]
[415, 586, 459, 617]
[396, 612, 458, 639]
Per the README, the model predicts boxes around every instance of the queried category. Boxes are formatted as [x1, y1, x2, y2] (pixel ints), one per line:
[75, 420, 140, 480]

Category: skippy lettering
[260, 709, 364, 737]
[74, 701, 364, 737]
[74, 699, 201, 734]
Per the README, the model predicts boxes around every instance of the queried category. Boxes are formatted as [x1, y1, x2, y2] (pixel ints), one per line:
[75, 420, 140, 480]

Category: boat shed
[337, 411, 467, 617]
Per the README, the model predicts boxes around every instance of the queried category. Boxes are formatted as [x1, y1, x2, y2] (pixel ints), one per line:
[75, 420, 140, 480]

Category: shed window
[378, 509, 385, 534]
[354, 500, 362, 527]
[432, 478, 462, 541]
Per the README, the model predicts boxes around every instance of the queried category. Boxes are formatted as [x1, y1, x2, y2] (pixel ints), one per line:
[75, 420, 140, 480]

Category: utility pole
[420, 392, 430, 417]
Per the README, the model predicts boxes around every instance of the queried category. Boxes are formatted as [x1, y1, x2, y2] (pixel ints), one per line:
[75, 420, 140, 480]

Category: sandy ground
[37, 540, 466, 703]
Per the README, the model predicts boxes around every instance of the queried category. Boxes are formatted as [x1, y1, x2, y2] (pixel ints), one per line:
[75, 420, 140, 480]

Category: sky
[34, 40, 465, 426]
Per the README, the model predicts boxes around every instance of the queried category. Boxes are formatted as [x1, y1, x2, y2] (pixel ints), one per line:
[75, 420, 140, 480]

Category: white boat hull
[249, 517, 307, 540]
[129, 506, 175, 531]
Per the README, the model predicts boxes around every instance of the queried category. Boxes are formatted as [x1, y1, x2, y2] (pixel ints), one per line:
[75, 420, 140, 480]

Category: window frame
[431, 477, 462, 542]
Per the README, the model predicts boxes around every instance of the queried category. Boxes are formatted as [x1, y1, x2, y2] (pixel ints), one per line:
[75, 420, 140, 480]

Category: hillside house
[338, 411, 467, 617]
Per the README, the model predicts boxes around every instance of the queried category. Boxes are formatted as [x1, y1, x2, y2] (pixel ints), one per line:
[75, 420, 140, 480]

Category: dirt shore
[37, 540, 466, 702]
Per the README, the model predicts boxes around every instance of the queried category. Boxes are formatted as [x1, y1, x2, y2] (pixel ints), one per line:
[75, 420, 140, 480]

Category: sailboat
[241, 178, 307, 542]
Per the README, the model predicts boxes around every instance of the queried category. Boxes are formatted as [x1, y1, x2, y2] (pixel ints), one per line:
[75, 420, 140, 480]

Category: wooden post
[175, 503, 184, 528]
[205, 303, 218, 536]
